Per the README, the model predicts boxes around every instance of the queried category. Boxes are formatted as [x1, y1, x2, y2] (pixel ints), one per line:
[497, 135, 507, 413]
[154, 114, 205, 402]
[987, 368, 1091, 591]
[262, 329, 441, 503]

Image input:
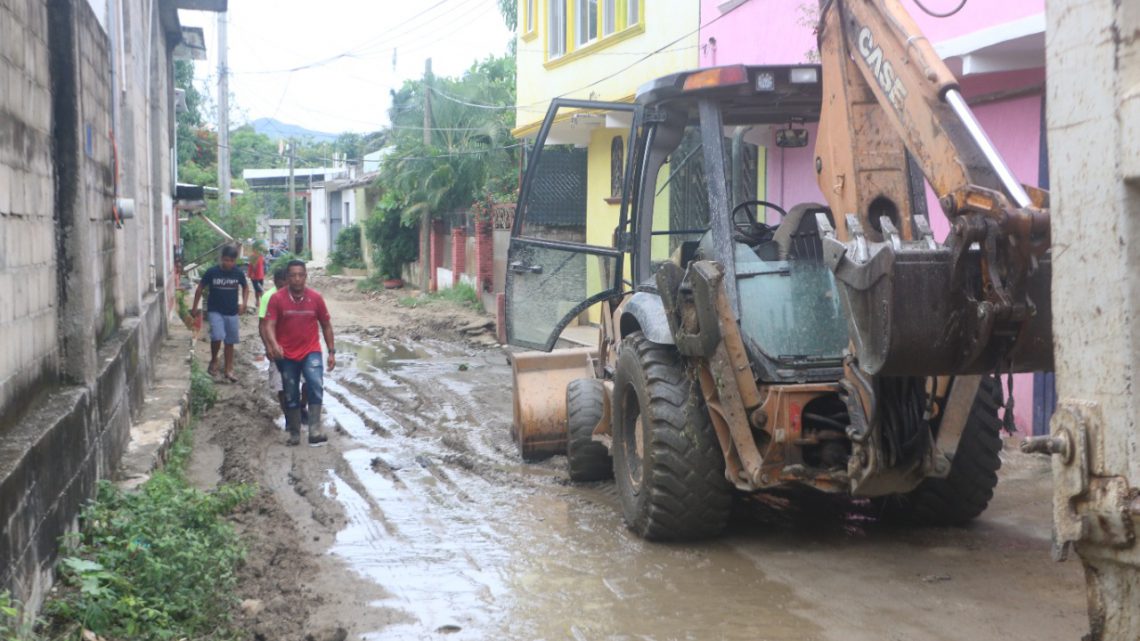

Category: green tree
[498, 0, 517, 30]
[377, 52, 518, 289]
[229, 125, 285, 178]
[365, 192, 419, 279]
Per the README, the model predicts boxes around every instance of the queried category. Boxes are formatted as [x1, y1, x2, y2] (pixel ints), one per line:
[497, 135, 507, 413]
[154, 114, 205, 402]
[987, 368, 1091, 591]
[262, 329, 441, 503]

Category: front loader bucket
[510, 347, 598, 462]
[822, 215, 1053, 376]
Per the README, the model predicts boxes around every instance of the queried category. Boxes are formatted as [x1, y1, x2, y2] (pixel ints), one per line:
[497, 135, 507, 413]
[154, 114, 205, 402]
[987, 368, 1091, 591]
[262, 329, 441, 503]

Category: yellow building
[512, 0, 700, 323]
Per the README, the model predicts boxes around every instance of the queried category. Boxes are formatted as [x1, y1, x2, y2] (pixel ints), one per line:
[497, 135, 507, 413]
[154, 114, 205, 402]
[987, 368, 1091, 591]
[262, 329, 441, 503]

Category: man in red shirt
[265, 260, 336, 446]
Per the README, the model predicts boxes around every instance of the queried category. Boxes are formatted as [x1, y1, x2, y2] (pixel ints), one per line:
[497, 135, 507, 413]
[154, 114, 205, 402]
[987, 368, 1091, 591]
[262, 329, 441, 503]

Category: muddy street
[188, 275, 1088, 641]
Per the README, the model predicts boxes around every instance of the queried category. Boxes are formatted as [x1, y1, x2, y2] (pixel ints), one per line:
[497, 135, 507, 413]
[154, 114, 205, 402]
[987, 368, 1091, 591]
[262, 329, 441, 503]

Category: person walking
[247, 242, 267, 312]
[265, 260, 336, 446]
[192, 244, 248, 382]
[259, 267, 287, 409]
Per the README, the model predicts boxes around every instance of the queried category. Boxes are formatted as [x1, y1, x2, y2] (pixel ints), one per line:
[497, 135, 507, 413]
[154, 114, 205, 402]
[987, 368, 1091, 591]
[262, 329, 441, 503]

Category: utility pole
[217, 11, 231, 217]
[423, 58, 432, 147]
[421, 58, 432, 291]
[286, 140, 296, 253]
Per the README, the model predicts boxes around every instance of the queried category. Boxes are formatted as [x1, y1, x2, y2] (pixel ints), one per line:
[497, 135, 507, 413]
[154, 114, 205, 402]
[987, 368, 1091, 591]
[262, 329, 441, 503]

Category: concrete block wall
[0, 0, 180, 614]
[76, 4, 119, 341]
[0, 0, 60, 418]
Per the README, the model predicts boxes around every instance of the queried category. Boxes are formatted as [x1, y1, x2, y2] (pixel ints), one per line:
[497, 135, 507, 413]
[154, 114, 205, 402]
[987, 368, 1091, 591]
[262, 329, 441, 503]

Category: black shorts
[252, 279, 264, 295]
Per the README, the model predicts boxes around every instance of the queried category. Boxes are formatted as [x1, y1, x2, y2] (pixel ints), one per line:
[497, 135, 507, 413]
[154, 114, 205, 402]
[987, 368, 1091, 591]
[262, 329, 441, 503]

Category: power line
[189, 136, 523, 168]
[424, 6, 744, 114]
[429, 85, 517, 111]
[228, 0, 490, 76]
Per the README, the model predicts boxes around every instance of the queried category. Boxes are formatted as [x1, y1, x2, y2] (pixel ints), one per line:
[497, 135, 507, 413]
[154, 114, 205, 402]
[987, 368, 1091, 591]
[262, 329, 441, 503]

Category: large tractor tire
[878, 377, 1004, 526]
[611, 332, 731, 541]
[566, 378, 614, 482]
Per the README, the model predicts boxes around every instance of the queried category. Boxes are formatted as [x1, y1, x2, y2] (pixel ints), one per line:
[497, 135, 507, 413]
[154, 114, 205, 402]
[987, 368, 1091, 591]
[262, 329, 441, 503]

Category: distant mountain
[250, 118, 338, 143]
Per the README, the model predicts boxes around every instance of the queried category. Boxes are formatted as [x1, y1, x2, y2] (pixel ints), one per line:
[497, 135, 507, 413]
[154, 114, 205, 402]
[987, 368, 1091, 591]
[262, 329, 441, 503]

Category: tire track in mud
[316, 338, 529, 639]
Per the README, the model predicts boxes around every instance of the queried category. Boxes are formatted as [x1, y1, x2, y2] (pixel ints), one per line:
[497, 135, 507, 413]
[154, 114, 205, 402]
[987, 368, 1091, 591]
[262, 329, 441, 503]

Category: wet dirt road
[195, 281, 1089, 641]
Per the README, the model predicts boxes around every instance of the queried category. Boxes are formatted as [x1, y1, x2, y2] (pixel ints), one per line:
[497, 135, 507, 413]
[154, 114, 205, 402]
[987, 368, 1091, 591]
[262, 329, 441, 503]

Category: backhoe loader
[505, 0, 1051, 540]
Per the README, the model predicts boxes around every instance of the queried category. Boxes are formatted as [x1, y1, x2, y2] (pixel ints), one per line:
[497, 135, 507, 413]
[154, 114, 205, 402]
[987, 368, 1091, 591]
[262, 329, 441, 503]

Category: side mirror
[776, 128, 809, 148]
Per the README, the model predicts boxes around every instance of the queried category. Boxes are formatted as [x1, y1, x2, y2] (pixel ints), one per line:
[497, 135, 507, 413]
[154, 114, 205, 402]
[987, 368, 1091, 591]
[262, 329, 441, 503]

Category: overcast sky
[178, 0, 514, 135]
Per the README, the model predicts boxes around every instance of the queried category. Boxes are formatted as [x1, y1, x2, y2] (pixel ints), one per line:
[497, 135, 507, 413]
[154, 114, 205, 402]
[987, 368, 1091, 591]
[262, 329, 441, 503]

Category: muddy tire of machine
[877, 376, 1005, 526]
[611, 332, 732, 541]
[566, 378, 614, 482]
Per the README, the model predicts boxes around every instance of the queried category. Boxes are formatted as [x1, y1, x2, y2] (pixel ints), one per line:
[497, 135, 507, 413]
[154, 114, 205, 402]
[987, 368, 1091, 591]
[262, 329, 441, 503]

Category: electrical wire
[196, 2, 747, 163]
[229, 0, 489, 76]
[912, 0, 967, 18]
[426, 2, 748, 113]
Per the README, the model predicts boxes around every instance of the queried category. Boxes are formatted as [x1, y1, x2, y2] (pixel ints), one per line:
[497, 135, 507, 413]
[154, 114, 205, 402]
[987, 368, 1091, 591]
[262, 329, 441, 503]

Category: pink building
[700, 0, 1049, 433]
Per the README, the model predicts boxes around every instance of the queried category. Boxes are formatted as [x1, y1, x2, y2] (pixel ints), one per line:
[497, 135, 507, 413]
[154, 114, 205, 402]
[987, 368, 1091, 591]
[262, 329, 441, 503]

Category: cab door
[505, 99, 639, 351]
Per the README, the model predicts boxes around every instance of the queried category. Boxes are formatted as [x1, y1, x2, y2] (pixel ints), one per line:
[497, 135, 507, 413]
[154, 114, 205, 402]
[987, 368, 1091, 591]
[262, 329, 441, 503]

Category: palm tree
[380, 55, 518, 290]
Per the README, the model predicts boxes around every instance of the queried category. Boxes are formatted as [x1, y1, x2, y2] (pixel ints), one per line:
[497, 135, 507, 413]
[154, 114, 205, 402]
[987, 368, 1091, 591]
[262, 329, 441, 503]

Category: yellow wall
[514, 0, 700, 136]
[585, 127, 623, 322]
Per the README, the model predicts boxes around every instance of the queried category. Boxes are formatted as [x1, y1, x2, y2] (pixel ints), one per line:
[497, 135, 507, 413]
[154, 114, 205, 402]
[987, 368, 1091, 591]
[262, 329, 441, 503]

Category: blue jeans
[276, 352, 323, 410]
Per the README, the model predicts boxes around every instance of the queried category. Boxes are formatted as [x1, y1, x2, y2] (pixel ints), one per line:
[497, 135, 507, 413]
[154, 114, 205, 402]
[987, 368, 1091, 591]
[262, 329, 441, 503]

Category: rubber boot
[307, 404, 327, 445]
[285, 408, 302, 446]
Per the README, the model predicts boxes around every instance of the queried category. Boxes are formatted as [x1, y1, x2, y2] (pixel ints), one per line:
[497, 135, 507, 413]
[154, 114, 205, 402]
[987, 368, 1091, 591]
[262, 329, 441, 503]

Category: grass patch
[189, 359, 217, 415]
[43, 425, 254, 640]
[398, 283, 482, 310]
[356, 272, 386, 293]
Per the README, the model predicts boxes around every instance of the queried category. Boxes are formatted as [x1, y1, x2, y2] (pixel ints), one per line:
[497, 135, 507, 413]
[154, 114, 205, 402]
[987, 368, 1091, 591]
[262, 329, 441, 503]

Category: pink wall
[699, 0, 818, 67]
[704, 0, 1046, 433]
[699, 0, 1044, 67]
[763, 124, 826, 222]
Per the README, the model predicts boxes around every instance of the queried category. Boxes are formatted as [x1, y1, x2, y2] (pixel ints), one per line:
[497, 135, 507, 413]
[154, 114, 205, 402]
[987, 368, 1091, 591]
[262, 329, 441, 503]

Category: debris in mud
[436, 624, 463, 634]
[415, 454, 434, 468]
[922, 574, 953, 583]
[460, 320, 494, 335]
[458, 363, 469, 371]
[305, 627, 348, 641]
[441, 453, 477, 472]
[241, 599, 266, 616]
[370, 455, 402, 472]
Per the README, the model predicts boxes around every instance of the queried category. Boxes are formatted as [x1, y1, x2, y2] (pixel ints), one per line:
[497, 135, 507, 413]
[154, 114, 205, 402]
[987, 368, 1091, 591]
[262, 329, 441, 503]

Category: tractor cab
[506, 64, 849, 382]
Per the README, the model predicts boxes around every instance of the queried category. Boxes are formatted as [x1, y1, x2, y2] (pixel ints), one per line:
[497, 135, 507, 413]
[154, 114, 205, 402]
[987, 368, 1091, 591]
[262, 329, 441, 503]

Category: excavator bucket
[821, 214, 1053, 376]
[510, 347, 598, 461]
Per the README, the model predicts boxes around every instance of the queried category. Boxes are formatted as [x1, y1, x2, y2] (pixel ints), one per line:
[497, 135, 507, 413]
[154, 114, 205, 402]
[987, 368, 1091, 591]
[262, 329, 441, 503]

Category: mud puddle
[319, 337, 825, 641]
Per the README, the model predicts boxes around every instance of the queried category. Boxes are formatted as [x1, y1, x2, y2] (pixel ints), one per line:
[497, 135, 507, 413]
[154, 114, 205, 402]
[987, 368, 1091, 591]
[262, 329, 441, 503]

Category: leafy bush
[189, 359, 217, 415]
[365, 194, 418, 279]
[328, 225, 366, 270]
[0, 591, 35, 641]
[45, 428, 254, 640]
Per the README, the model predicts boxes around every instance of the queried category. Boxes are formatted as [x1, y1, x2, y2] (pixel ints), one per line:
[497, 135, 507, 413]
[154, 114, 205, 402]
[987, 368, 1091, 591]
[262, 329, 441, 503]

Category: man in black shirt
[192, 245, 249, 381]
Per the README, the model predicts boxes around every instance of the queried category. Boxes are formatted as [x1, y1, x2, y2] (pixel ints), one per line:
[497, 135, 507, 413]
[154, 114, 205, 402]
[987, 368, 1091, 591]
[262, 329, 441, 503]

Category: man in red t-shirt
[265, 260, 336, 446]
